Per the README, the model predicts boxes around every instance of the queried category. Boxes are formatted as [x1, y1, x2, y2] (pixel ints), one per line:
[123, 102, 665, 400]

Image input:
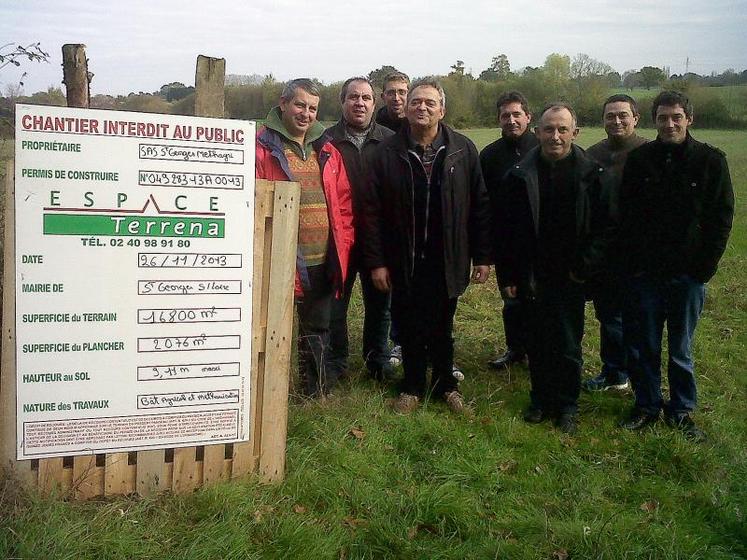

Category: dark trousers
[501, 294, 526, 354]
[296, 265, 335, 397]
[328, 261, 391, 375]
[592, 280, 628, 383]
[392, 260, 458, 398]
[623, 273, 705, 417]
[524, 280, 586, 415]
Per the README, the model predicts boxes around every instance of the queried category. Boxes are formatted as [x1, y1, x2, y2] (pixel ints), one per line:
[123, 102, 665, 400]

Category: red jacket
[255, 126, 355, 297]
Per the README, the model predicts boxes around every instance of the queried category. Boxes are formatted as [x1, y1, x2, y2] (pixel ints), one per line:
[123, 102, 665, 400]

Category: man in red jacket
[256, 78, 355, 398]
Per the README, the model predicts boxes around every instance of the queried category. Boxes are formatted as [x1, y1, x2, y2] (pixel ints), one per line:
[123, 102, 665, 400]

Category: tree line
[2, 52, 747, 137]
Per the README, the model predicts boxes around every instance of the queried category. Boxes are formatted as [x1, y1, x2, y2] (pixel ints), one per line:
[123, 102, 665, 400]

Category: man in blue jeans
[583, 94, 647, 391]
[617, 91, 734, 440]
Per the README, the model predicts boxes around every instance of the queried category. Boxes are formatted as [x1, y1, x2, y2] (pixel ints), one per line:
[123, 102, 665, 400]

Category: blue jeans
[328, 262, 391, 376]
[623, 273, 705, 417]
[592, 280, 628, 384]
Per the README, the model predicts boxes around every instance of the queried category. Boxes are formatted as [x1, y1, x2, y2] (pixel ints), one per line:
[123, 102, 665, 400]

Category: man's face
[342, 80, 375, 130]
[279, 88, 319, 140]
[536, 107, 579, 161]
[499, 101, 531, 140]
[655, 103, 692, 144]
[381, 79, 408, 119]
[603, 101, 639, 140]
[406, 85, 444, 130]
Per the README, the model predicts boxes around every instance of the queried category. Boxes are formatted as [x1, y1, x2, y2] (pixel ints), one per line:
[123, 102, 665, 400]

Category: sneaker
[389, 345, 402, 367]
[665, 414, 706, 442]
[452, 364, 465, 382]
[583, 372, 629, 392]
[523, 406, 546, 424]
[392, 393, 419, 414]
[444, 391, 467, 414]
[555, 413, 578, 435]
[488, 349, 526, 370]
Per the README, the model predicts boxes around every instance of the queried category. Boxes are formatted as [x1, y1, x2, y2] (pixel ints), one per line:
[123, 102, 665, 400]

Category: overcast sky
[2, 0, 746, 96]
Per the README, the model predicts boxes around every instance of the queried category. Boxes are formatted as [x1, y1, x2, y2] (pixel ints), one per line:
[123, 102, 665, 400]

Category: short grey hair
[407, 77, 446, 108]
[280, 78, 320, 101]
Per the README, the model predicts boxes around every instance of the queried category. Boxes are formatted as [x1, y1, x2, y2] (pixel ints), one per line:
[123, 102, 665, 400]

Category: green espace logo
[43, 214, 224, 238]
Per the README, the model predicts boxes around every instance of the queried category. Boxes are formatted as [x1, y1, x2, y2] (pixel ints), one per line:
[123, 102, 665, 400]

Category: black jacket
[618, 133, 734, 283]
[480, 131, 539, 262]
[497, 144, 613, 295]
[375, 106, 405, 132]
[325, 119, 393, 221]
[361, 123, 493, 298]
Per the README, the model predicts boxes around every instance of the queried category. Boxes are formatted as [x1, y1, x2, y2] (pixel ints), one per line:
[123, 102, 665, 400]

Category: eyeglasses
[385, 89, 408, 97]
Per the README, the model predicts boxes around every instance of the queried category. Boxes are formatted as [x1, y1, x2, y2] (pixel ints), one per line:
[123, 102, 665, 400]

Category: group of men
[255, 72, 734, 440]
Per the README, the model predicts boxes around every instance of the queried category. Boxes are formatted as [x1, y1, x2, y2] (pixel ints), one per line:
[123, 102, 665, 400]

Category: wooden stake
[61, 44, 91, 108]
[194, 55, 225, 118]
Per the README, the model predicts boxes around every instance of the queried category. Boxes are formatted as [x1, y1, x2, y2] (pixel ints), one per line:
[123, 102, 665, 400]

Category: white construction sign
[13, 104, 255, 459]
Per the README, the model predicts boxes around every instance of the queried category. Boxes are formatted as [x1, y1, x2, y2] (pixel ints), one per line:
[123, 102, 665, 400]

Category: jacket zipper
[408, 145, 446, 260]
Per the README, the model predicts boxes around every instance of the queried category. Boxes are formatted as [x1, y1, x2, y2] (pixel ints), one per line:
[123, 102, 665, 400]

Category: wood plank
[72, 455, 102, 499]
[172, 447, 199, 494]
[136, 449, 166, 497]
[104, 452, 131, 496]
[202, 444, 226, 486]
[0, 161, 33, 484]
[232, 180, 273, 479]
[258, 181, 299, 482]
[37, 458, 65, 495]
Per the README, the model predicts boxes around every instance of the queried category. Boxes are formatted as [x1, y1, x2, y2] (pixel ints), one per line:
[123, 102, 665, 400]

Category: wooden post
[61, 44, 91, 108]
[1, 163, 32, 483]
[158, 54, 227, 493]
[194, 55, 225, 118]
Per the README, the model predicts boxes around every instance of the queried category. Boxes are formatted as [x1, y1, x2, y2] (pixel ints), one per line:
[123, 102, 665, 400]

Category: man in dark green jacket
[582, 94, 648, 392]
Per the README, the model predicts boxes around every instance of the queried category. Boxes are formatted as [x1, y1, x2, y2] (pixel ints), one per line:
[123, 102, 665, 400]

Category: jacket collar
[329, 118, 390, 144]
[263, 106, 326, 150]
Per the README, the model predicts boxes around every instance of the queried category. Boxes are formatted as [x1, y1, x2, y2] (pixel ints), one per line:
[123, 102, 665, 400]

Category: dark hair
[280, 78, 320, 101]
[602, 94, 639, 117]
[496, 90, 530, 115]
[382, 71, 410, 89]
[538, 102, 577, 127]
[408, 77, 446, 108]
[651, 90, 693, 120]
[339, 76, 375, 103]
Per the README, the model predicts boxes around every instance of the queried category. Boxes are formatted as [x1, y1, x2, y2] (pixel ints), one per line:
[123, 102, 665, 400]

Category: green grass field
[1, 129, 746, 559]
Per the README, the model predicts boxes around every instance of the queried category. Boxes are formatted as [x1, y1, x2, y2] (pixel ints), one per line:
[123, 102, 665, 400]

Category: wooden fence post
[62, 44, 91, 108]
[194, 55, 225, 118]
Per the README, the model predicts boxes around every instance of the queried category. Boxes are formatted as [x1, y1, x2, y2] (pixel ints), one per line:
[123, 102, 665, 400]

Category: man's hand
[371, 267, 391, 292]
[501, 285, 518, 298]
[471, 265, 490, 284]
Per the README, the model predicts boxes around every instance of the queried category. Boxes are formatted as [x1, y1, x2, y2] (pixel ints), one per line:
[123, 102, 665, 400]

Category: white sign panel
[13, 104, 255, 460]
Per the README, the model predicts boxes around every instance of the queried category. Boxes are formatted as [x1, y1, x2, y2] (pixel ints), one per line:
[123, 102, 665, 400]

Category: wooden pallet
[0, 170, 299, 497]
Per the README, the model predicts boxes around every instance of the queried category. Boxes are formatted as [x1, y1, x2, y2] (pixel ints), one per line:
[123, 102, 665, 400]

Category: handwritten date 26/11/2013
[138, 253, 240, 268]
